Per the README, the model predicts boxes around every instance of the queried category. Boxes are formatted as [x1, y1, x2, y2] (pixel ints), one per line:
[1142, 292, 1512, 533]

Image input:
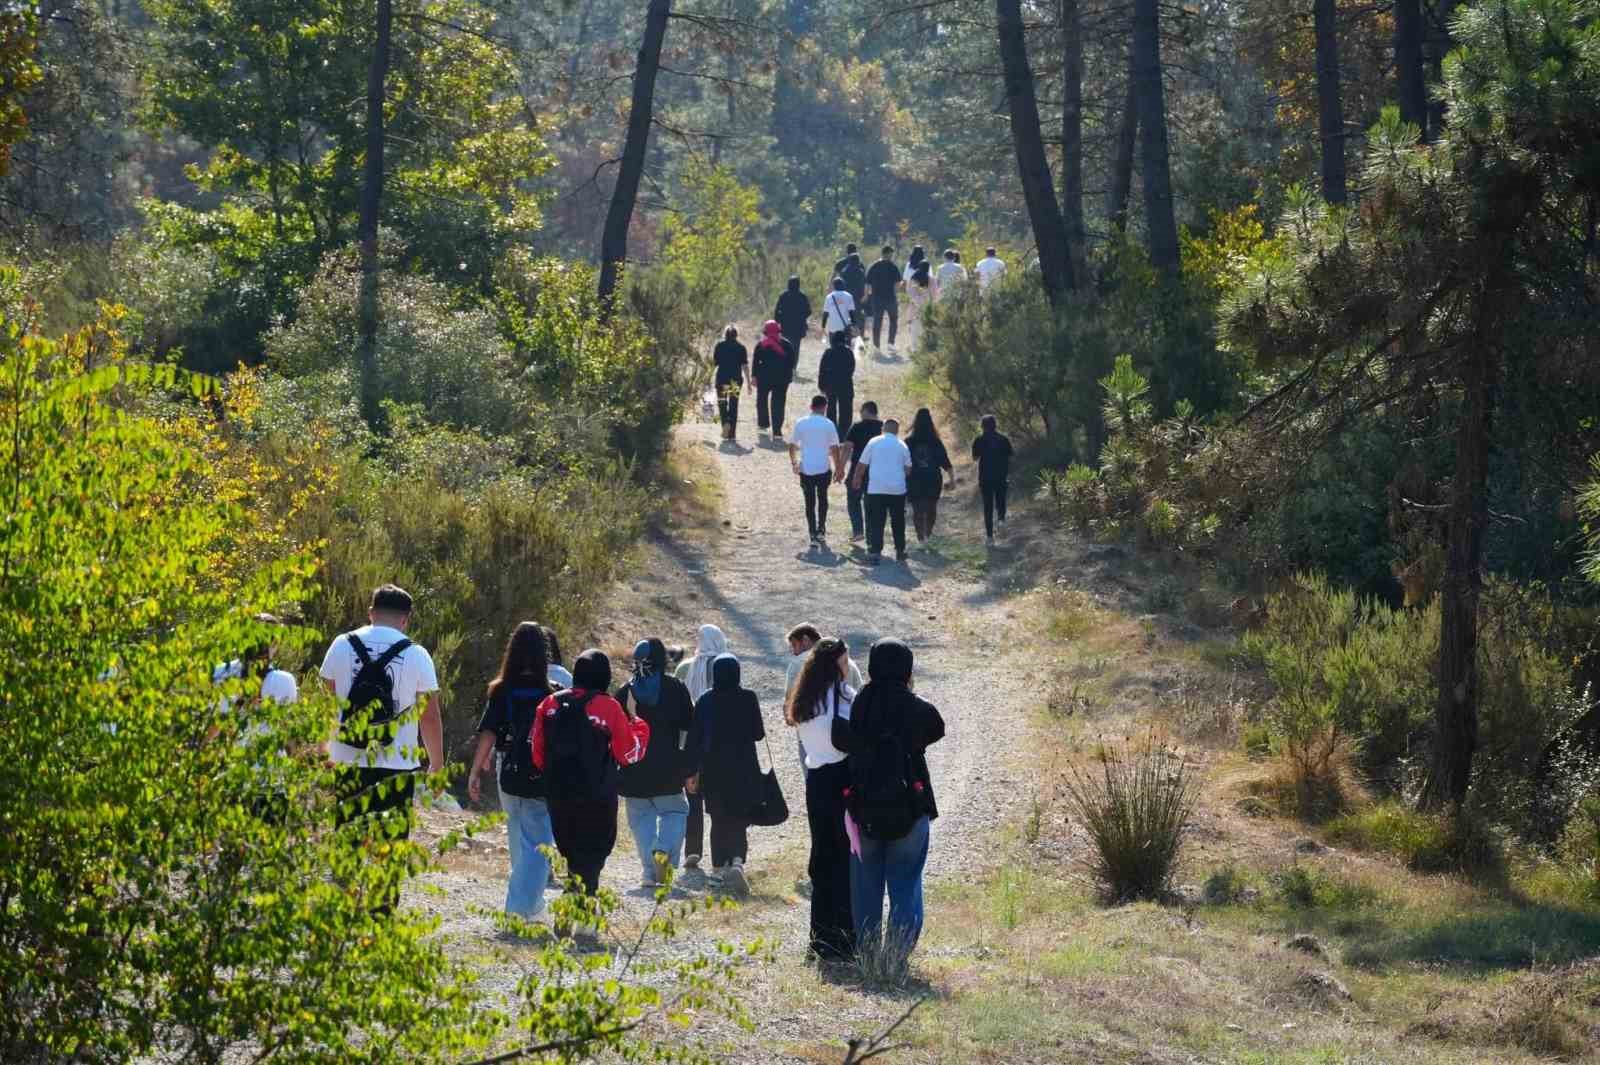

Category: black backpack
[495, 685, 550, 798]
[841, 259, 866, 297]
[541, 691, 617, 801]
[847, 725, 922, 842]
[338, 634, 412, 746]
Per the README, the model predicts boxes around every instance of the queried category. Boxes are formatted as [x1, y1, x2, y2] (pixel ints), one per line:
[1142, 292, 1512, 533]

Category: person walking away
[902, 245, 927, 285]
[974, 246, 1007, 292]
[833, 241, 859, 280]
[686, 653, 765, 895]
[934, 248, 966, 299]
[904, 407, 955, 544]
[784, 622, 865, 769]
[616, 638, 695, 888]
[786, 637, 859, 961]
[321, 585, 443, 876]
[831, 638, 945, 975]
[820, 278, 855, 341]
[852, 417, 912, 564]
[774, 276, 812, 364]
[211, 614, 298, 821]
[839, 401, 883, 543]
[972, 413, 1015, 543]
[789, 394, 843, 547]
[469, 622, 556, 921]
[711, 325, 749, 442]
[531, 649, 649, 895]
[817, 331, 856, 435]
[866, 245, 903, 356]
[839, 253, 867, 331]
[905, 261, 933, 337]
[543, 625, 573, 689]
[674, 623, 729, 873]
[751, 320, 796, 439]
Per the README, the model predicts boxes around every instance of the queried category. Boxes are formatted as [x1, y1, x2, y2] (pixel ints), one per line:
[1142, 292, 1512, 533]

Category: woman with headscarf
[904, 407, 955, 544]
[785, 636, 857, 961]
[674, 623, 729, 871]
[531, 649, 650, 895]
[750, 319, 797, 439]
[832, 638, 945, 971]
[615, 638, 695, 888]
[685, 653, 765, 896]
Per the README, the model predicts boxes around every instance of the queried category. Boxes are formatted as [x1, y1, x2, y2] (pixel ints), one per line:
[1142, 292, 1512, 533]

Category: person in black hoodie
[817, 331, 856, 436]
[750, 320, 796, 439]
[617, 638, 696, 888]
[686, 653, 765, 896]
[971, 413, 1015, 542]
[711, 325, 749, 442]
[773, 276, 812, 362]
[865, 245, 903, 354]
[838, 253, 867, 327]
[832, 638, 944, 969]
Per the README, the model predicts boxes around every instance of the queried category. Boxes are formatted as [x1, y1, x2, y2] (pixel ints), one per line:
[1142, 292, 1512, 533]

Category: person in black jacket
[971, 413, 1015, 542]
[905, 407, 955, 543]
[838, 253, 867, 325]
[773, 276, 812, 362]
[750, 320, 797, 439]
[617, 638, 696, 888]
[831, 638, 944, 969]
[686, 653, 765, 896]
[817, 331, 856, 436]
[865, 245, 903, 355]
[711, 325, 749, 442]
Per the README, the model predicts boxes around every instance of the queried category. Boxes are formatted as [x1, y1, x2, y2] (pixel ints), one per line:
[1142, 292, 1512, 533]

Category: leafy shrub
[1061, 735, 1196, 902]
[1325, 802, 1504, 875]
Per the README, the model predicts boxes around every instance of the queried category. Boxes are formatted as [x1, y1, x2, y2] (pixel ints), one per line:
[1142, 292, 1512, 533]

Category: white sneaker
[887, 344, 897, 356]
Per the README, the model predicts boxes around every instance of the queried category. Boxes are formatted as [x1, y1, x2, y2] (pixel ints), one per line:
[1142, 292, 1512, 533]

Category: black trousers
[716, 378, 741, 435]
[826, 384, 854, 437]
[756, 379, 789, 433]
[806, 761, 855, 959]
[710, 815, 749, 868]
[981, 479, 1009, 536]
[801, 471, 832, 537]
[871, 301, 899, 347]
[335, 766, 416, 913]
[686, 790, 705, 859]
[548, 794, 618, 895]
[866, 493, 908, 557]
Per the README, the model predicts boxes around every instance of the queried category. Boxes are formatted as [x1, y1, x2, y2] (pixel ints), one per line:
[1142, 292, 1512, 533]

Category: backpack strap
[347, 633, 373, 667]
[371, 638, 411, 673]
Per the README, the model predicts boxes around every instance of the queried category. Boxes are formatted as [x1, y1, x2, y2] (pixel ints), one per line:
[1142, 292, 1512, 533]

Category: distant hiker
[790, 394, 844, 547]
[212, 613, 297, 819]
[674, 623, 731, 872]
[469, 621, 555, 920]
[833, 241, 859, 279]
[839, 253, 867, 324]
[866, 245, 903, 355]
[321, 584, 442, 855]
[832, 638, 945, 972]
[774, 276, 812, 361]
[905, 407, 956, 544]
[531, 649, 650, 895]
[972, 413, 1015, 543]
[840, 400, 884, 543]
[751, 320, 796, 439]
[786, 637, 859, 961]
[903, 245, 927, 285]
[852, 416, 912, 565]
[712, 325, 750, 442]
[616, 638, 696, 888]
[784, 623, 863, 697]
[974, 246, 1007, 291]
[905, 258, 933, 333]
[934, 249, 966, 298]
[543, 626, 574, 689]
[817, 330, 856, 435]
[686, 653, 766, 895]
[821, 278, 856, 339]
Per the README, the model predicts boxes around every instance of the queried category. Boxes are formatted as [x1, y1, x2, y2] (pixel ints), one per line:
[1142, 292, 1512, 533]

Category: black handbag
[746, 735, 789, 827]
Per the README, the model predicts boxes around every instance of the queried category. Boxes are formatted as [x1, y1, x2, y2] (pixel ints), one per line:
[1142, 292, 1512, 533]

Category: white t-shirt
[822, 290, 855, 333]
[859, 433, 912, 495]
[935, 261, 966, 293]
[975, 256, 1006, 290]
[213, 661, 299, 739]
[796, 684, 854, 769]
[320, 624, 439, 770]
[791, 413, 840, 476]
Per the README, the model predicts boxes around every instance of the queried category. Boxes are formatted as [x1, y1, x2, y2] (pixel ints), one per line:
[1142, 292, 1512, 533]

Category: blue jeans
[501, 791, 554, 918]
[850, 815, 930, 957]
[625, 793, 690, 879]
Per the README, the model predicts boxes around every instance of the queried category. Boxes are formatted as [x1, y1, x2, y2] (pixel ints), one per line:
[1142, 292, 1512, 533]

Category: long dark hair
[907, 407, 942, 447]
[489, 622, 550, 699]
[785, 637, 848, 725]
[540, 624, 564, 667]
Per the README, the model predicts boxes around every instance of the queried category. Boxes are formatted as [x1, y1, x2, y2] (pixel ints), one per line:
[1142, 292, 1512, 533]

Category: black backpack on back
[495, 685, 550, 798]
[338, 633, 412, 746]
[541, 691, 617, 801]
[840, 258, 866, 298]
[847, 720, 922, 842]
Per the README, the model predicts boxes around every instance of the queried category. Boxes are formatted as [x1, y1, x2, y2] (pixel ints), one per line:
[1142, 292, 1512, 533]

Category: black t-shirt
[839, 260, 867, 301]
[845, 417, 883, 475]
[774, 290, 811, 335]
[906, 435, 952, 499]
[477, 683, 551, 798]
[971, 431, 1015, 483]
[817, 341, 856, 392]
[866, 259, 901, 302]
[713, 339, 748, 385]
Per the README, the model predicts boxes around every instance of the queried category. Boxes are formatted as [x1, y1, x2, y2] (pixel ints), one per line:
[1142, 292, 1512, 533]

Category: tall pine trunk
[996, 0, 1075, 304]
[356, 0, 392, 427]
[1424, 0, 1457, 141]
[1108, 50, 1138, 233]
[1394, 0, 1427, 134]
[1132, 0, 1179, 274]
[1313, 0, 1346, 204]
[1060, 0, 1088, 280]
[597, 0, 671, 314]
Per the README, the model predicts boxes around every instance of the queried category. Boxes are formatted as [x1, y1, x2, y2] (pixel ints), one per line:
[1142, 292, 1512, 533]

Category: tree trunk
[569, 0, 594, 79]
[1394, 0, 1427, 134]
[1313, 0, 1346, 204]
[356, 0, 393, 427]
[597, 0, 671, 314]
[995, 0, 1075, 304]
[1424, 0, 1457, 141]
[1108, 50, 1138, 234]
[1132, 0, 1179, 274]
[1060, 0, 1088, 280]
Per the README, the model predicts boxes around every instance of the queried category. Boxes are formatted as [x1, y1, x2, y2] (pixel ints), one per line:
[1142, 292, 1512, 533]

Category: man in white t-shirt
[321, 583, 442, 841]
[788, 394, 844, 547]
[934, 249, 966, 298]
[820, 278, 856, 336]
[975, 247, 1006, 291]
[851, 417, 913, 564]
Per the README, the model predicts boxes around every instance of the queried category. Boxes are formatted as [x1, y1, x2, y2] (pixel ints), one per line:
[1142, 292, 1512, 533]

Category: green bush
[1061, 735, 1196, 902]
[1325, 802, 1504, 875]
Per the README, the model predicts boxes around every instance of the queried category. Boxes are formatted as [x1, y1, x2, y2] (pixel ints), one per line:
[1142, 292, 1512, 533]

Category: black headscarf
[629, 638, 667, 706]
[787, 275, 802, 293]
[573, 648, 611, 692]
[848, 638, 914, 736]
[696, 653, 747, 752]
[867, 638, 913, 685]
[908, 245, 926, 269]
